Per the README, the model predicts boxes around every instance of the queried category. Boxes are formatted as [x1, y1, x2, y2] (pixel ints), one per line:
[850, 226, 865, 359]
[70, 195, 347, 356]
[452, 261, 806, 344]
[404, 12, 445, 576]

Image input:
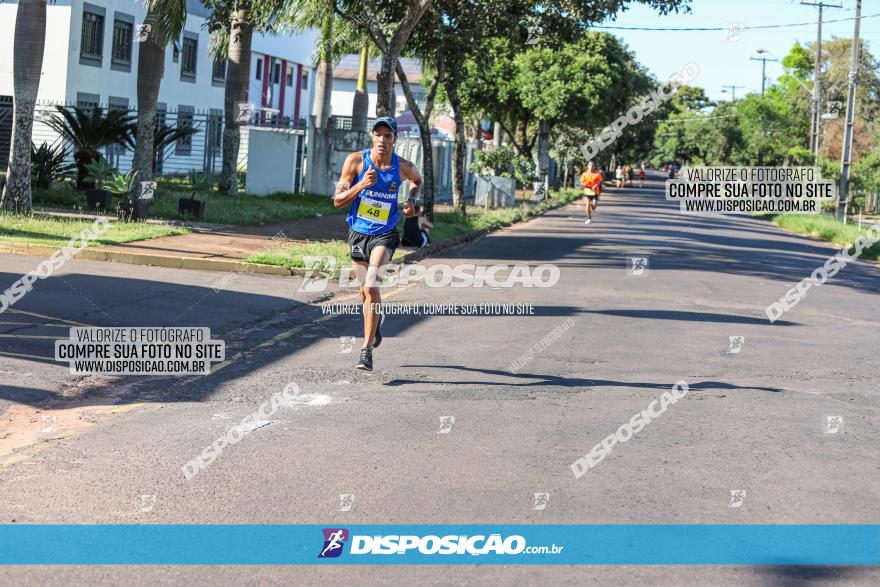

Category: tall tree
[395, 56, 443, 220]
[1, 0, 48, 213]
[132, 1, 186, 187]
[287, 0, 365, 129]
[439, 0, 690, 214]
[207, 0, 297, 194]
[337, 0, 433, 117]
[218, 4, 254, 193]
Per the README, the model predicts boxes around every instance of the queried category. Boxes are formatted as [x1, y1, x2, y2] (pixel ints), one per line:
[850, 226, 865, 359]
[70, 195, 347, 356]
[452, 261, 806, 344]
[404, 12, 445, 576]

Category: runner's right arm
[333, 152, 376, 208]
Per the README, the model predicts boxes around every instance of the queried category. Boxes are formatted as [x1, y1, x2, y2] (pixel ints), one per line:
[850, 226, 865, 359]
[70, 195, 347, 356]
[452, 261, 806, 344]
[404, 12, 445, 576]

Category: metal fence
[852, 190, 880, 214]
[1, 101, 306, 181]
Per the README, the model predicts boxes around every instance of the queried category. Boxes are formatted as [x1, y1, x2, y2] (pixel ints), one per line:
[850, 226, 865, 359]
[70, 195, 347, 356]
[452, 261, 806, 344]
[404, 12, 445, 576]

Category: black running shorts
[348, 228, 400, 262]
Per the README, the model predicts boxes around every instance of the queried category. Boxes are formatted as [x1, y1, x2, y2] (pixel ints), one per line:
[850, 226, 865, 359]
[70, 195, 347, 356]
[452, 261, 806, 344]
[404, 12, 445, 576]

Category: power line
[590, 12, 879, 32]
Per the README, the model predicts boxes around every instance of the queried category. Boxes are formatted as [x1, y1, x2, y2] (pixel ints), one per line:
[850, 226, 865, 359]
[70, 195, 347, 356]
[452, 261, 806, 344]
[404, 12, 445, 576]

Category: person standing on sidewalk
[333, 117, 422, 371]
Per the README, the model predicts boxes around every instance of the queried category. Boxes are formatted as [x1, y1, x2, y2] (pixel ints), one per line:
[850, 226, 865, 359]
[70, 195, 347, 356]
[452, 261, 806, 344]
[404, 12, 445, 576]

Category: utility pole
[801, 1, 842, 162]
[721, 85, 744, 102]
[838, 0, 861, 221]
[750, 53, 779, 96]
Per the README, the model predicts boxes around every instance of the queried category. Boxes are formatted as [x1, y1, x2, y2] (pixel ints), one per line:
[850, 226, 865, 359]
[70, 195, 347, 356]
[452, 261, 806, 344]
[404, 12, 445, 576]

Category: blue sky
[596, 0, 880, 102]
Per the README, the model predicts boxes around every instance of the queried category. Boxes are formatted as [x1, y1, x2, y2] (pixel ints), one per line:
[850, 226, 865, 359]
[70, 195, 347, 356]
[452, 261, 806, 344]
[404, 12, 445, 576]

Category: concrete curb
[0, 241, 292, 276]
[0, 196, 576, 277]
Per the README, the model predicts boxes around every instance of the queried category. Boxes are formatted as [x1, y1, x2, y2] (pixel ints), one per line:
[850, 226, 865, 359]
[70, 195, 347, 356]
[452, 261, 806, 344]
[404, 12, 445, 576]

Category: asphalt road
[1, 180, 878, 585]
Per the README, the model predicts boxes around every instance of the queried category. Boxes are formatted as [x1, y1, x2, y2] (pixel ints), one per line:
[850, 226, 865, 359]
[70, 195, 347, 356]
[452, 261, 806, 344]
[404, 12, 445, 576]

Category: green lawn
[147, 187, 344, 225]
[246, 188, 584, 271]
[770, 214, 880, 262]
[32, 183, 343, 226]
[0, 212, 189, 247]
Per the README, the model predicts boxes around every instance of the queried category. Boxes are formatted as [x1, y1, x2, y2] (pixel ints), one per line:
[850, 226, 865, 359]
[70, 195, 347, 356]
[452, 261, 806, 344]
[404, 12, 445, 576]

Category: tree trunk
[375, 50, 397, 117]
[514, 118, 530, 158]
[367, 0, 432, 117]
[314, 8, 334, 129]
[1, 0, 47, 213]
[351, 39, 369, 132]
[395, 58, 441, 221]
[220, 8, 254, 194]
[537, 119, 550, 194]
[446, 75, 466, 215]
[132, 11, 166, 184]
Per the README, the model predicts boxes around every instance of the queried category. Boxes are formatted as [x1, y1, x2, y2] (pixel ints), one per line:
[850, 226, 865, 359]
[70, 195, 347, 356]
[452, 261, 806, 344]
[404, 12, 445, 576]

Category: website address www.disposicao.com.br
[318, 530, 563, 559]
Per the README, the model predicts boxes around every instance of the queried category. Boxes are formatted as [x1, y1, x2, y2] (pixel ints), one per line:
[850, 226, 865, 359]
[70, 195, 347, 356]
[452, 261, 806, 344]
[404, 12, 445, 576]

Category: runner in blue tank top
[333, 117, 422, 371]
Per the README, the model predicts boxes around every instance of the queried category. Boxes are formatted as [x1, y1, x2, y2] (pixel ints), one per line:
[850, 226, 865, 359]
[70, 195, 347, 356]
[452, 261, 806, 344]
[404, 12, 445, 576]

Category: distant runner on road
[333, 117, 422, 372]
[579, 160, 603, 225]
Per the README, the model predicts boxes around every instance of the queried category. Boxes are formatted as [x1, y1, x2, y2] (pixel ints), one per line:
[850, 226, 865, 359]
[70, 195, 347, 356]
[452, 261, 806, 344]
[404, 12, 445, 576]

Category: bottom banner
[0, 525, 877, 565]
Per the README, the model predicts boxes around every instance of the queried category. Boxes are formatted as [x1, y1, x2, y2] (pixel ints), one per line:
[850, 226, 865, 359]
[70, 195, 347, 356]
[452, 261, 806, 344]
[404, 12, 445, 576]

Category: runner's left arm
[400, 159, 422, 218]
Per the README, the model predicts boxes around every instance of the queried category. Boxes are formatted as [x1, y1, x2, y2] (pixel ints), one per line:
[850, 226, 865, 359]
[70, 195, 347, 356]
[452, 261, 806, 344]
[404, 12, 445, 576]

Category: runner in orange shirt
[579, 160, 603, 225]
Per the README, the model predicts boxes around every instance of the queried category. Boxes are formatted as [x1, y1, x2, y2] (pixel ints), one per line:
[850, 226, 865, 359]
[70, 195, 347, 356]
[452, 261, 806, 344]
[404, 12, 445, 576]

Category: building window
[176, 107, 194, 156]
[212, 58, 226, 82]
[181, 36, 197, 79]
[286, 66, 293, 87]
[256, 58, 262, 80]
[76, 92, 100, 111]
[80, 10, 104, 59]
[301, 72, 308, 90]
[111, 19, 132, 64]
[273, 62, 281, 84]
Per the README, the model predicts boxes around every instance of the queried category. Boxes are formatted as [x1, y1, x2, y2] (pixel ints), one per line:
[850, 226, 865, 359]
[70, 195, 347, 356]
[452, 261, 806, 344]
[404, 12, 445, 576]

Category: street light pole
[801, 1, 842, 163]
[838, 0, 861, 222]
[721, 85, 744, 102]
[812, 4, 823, 157]
[751, 52, 779, 96]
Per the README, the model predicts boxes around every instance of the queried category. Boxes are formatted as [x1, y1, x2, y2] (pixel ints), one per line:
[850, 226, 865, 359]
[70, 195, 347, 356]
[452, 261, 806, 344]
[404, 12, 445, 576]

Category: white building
[0, 0, 318, 175]
[329, 54, 426, 126]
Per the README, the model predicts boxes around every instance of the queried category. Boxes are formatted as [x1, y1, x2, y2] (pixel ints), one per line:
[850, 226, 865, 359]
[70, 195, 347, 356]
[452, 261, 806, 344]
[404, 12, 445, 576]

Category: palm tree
[132, 2, 186, 186]
[1, 0, 48, 213]
[287, 0, 365, 195]
[44, 106, 136, 188]
[351, 40, 371, 132]
[218, 4, 254, 194]
[212, 0, 321, 194]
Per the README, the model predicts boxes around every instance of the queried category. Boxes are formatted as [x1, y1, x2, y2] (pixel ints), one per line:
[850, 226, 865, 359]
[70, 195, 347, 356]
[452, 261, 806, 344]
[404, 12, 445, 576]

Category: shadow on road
[756, 565, 872, 586]
[469, 188, 880, 296]
[388, 365, 784, 393]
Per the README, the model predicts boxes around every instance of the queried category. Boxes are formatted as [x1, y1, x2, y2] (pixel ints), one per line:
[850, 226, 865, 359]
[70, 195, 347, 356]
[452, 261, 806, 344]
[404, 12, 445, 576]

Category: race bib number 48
[357, 197, 392, 224]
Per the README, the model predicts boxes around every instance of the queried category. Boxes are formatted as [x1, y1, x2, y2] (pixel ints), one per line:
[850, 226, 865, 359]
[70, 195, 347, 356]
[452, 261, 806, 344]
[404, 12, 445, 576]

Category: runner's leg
[362, 245, 391, 348]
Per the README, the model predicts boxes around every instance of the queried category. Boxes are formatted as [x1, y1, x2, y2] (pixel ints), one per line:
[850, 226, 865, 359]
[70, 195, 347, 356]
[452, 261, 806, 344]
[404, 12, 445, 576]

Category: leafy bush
[852, 151, 880, 192]
[84, 159, 118, 187]
[512, 156, 537, 186]
[33, 183, 84, 208]
[43, 106, 135, 188]
[31, 142, 75, 188]
[103, 170, 140, 196]
[472, 147, 515, 177]
[188, 171, 214, 198]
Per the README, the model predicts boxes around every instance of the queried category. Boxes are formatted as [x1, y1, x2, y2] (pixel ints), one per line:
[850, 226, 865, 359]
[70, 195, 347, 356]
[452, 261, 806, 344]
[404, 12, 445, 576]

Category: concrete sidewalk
[100, 214, 349, 261]
[3, 198, 576, 275]
[0, 210, 351, 276]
